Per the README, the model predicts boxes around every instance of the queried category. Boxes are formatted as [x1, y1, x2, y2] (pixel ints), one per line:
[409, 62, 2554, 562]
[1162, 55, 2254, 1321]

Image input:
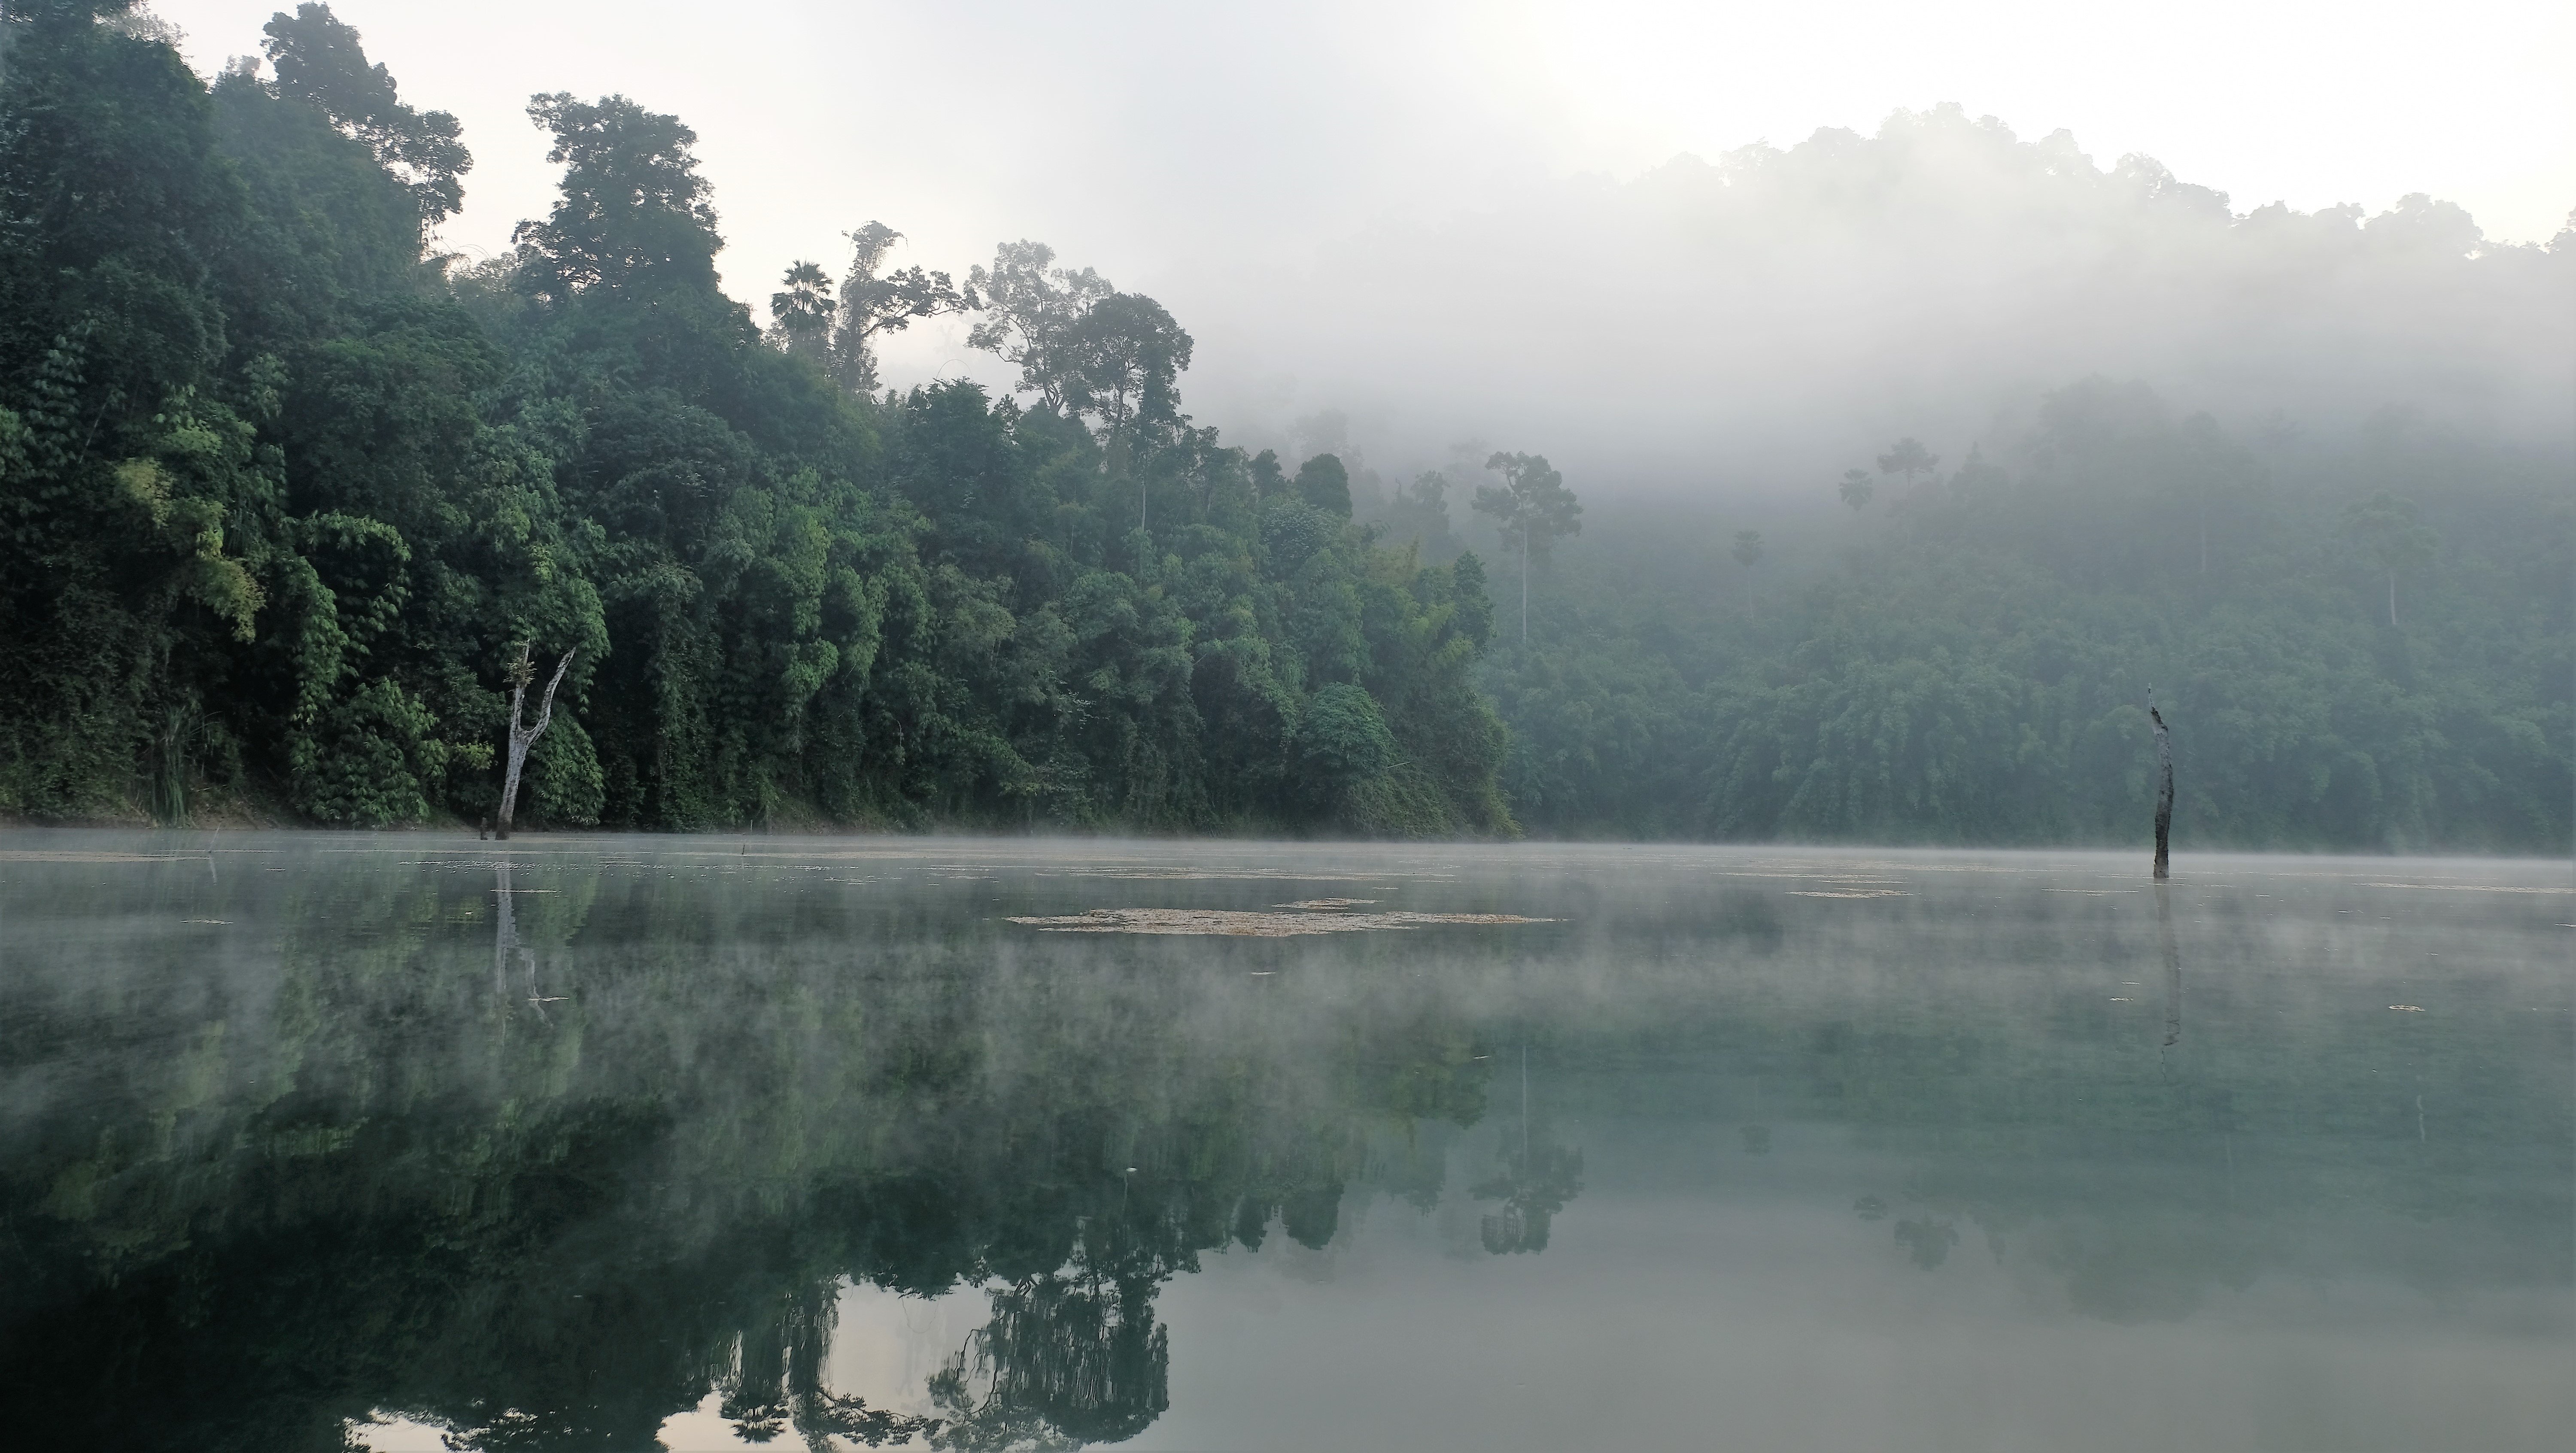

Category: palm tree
[1732, 530, 1765, 611]
[766, 261, 835, 364]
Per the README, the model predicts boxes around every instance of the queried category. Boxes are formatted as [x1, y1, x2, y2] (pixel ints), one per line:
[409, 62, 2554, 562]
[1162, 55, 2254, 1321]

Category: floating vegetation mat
[0, 850, 206, 864]
[1007, 907, 1554, 937]
[1034, 868, 1446, 882]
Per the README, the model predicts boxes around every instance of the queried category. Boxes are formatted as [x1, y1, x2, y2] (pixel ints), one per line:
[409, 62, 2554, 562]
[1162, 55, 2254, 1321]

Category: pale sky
[145, 0, 2576, 483]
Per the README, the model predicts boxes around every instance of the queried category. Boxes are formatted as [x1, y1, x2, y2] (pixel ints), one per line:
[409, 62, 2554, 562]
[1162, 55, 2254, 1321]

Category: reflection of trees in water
[1471, 1045, 1584, 1255]
[1474, 1144, 1584, 1255]
[705, 1271, 1168, 1452]
[1892, 1216, 1959, 1269]
[718, 1281, 942, 1450]
[929, 1274, 1168, 1450]
[12, 851, 2560, 1444]
[0, 853, 1508, 1450]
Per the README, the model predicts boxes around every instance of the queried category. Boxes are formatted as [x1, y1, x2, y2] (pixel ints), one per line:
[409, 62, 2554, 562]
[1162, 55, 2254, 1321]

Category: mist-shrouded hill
[1184, 104, 2573, 491]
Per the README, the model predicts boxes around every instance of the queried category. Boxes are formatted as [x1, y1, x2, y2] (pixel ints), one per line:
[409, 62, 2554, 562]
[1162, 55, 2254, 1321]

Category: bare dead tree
[2148, 688, 2174, 881]
[496, 643, 575, 841]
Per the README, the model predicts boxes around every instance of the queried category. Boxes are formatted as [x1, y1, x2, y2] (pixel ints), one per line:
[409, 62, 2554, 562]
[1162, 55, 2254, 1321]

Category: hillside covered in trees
[1, 3, 2567, 851]
[1391, 392, 2571, 854]
[0, 3, 1508, 836]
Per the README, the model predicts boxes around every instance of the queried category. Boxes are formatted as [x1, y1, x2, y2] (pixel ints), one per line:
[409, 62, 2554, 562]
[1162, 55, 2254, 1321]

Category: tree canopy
[0, 4, 1509, 837]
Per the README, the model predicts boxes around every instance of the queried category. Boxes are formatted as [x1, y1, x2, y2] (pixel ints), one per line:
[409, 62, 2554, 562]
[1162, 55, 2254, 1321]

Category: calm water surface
[0, 833, 2567, 1451]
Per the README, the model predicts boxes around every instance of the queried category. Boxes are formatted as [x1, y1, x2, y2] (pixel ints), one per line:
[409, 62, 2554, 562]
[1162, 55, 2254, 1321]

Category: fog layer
[137, 3, 2576, 495]
[1179, 108, 2574, 491]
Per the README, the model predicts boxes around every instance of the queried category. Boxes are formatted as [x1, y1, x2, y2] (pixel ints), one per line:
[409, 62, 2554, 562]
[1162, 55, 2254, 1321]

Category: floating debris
[1007, 907, 1552, 937]
[1786, 889, 1909, 899]
[0, 850, 199, 864]
[1045, 868, 1425, 882]
[2388, 1004, 2425, 1013]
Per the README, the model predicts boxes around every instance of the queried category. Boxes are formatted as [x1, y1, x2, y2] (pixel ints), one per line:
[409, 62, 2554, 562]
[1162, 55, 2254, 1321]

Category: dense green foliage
[1432, 383, 2572, 851]
[0, 3, 1507, 835]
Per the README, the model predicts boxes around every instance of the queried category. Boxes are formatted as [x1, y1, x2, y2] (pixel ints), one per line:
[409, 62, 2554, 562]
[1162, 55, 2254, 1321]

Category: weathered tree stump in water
[2148, 689, 2173, 880]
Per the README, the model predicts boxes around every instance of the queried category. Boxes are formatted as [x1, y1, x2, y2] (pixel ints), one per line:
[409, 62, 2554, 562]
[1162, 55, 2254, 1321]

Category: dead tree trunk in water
[496, 643, 575, 841]
[2148, 689, 2173, 881]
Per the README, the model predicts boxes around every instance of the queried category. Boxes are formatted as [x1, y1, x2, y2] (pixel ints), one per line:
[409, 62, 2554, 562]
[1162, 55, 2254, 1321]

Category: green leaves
[512, 92, 721, 300]
[260, 3, 471, 227]
[0, 23, 1516, 836]
[1471, 451, 1580, 566]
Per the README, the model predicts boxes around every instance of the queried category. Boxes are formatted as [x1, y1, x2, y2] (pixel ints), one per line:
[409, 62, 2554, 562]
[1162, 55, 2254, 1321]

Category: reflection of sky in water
[0, 832, 2565, 1452]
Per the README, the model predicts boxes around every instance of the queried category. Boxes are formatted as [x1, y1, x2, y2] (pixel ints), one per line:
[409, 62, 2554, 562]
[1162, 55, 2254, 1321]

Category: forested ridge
[1, 3, 2567, 849]
[1401, 385, 2574, 853]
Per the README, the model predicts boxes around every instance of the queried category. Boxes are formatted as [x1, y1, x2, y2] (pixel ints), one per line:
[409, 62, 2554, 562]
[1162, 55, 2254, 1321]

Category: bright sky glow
[145, 0, 2573, 278]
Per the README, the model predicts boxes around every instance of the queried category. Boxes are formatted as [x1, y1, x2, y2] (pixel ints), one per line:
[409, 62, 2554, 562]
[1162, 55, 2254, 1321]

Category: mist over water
[2, 834, 2566, 1450]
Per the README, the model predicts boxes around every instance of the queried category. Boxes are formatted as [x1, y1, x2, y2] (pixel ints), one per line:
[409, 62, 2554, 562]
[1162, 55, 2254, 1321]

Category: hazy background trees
[1467, 386, 2569, 850]
[1186, 109, 2573, 492]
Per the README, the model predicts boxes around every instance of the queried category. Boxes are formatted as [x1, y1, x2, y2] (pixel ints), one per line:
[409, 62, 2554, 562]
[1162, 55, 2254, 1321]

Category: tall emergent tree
[1876, 437, 1939, 493]
[510, 92, 723, 298]
[966, 240, 1112, 412]
[1067, 291, 1192, 447]
[261, 2, 470, 228]
[830, 221, 972, 393]
[1472, 452, 1581, 643]
[2339, 490, 2437, 626]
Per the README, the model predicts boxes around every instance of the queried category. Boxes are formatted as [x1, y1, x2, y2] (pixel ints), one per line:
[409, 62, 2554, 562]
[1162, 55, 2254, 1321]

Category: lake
[0, 833, 2567, 1451]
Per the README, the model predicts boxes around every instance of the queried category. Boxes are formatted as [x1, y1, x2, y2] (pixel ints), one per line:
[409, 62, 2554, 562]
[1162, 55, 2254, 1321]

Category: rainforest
[1, 3, 2567, 850]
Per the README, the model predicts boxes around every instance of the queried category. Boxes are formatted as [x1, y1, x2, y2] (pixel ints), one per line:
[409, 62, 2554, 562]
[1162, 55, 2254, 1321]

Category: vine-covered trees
[0, 4, 1510, 836]
[829, 220, 971, 393]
